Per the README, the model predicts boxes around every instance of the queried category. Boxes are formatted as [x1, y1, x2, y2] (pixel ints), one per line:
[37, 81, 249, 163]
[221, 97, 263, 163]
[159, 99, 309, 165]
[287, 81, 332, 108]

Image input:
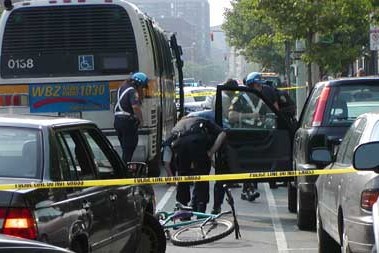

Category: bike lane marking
[264, 183, 288, 253]
[156, 185, 176, 211]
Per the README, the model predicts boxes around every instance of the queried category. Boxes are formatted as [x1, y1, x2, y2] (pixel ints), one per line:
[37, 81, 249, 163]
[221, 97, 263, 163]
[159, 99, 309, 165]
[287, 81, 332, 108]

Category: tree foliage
[223, 0, 374, 75]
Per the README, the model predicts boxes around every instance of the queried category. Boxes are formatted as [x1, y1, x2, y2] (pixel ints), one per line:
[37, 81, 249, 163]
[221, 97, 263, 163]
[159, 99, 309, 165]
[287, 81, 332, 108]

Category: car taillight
[361, 190, 379, 211]
[312, 86, 331, 127]
[0, 208, 37, 240]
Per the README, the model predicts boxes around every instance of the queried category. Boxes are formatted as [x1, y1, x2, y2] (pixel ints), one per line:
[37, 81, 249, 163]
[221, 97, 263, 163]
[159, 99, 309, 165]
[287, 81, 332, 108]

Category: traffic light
[210, 32, 214, 42]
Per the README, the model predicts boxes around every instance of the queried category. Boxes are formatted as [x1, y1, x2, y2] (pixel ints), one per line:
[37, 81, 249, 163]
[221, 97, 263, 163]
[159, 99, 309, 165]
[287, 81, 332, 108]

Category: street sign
[290, 51, 303, 60]
[370, 28, 379, 51]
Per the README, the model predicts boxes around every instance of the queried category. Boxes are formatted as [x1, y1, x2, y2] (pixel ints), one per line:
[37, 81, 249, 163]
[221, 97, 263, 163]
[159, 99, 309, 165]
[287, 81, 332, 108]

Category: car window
[56, 130, 96, 180]
[336, 118, 366, 164]
[0, 127, 41, 178]
[301, 85, 324, 128]
[226, 91, 277, 130]
[82, 129, 119, 179]
[325, 85, 379, 126]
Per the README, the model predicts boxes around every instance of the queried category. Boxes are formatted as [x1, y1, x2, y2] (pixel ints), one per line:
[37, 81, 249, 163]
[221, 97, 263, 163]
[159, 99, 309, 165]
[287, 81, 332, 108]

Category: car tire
[136, 213, 166, 253]
[317, 204, 339, 253]
[297, 188, 315, 230]
[287, 182, 297, 213]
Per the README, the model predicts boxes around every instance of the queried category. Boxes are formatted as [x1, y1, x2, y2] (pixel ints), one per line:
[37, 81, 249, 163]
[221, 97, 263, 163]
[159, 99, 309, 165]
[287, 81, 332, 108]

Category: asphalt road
[154, 178, 318, 253]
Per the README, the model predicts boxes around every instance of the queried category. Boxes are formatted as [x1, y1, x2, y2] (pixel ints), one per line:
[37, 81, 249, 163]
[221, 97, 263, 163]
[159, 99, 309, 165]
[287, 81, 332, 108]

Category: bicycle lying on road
[156, 185, 241, 246]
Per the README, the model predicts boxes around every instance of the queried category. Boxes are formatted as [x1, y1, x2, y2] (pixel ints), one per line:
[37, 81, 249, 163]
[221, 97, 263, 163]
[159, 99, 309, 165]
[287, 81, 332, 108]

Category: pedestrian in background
[357, 67, 366, 77]
[114, 72, 148, 163]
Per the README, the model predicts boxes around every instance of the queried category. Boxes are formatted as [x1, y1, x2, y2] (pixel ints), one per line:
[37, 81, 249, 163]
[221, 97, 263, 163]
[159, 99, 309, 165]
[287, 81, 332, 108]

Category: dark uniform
[114, 82, 140, 163]
[169, 116, 223, 212]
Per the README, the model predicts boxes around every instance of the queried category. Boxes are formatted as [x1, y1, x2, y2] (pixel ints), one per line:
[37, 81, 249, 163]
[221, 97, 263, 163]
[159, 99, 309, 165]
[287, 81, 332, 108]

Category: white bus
[0, 0, 178, 176]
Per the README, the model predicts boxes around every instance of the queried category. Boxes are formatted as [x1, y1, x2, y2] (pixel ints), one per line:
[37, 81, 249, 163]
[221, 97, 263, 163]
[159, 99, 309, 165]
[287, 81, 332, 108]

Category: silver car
[312, 112, 379, 252]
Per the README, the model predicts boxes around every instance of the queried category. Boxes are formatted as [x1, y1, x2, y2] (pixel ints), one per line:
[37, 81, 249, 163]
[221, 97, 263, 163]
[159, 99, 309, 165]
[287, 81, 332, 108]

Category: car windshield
[0, 127, 40, 178]
[326, 84, 379, 126]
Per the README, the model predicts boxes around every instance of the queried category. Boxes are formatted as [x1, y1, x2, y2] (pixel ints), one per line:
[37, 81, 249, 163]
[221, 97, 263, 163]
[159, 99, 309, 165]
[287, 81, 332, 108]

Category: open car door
[214, 85, 296, 182]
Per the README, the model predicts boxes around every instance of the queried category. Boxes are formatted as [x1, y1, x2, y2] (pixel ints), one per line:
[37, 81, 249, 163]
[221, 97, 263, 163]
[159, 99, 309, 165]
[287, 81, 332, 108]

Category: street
[154, 178, 318, 253]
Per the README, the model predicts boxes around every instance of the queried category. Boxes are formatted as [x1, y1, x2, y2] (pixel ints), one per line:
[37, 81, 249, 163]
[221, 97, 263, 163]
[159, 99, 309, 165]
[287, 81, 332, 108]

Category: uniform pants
[174, 141, 211, 209]
[114, 116, 138, 163]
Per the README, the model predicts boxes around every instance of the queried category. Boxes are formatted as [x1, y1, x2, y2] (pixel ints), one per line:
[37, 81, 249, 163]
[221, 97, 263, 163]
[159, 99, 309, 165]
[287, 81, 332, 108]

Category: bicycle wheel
[170, 218, 235, 246]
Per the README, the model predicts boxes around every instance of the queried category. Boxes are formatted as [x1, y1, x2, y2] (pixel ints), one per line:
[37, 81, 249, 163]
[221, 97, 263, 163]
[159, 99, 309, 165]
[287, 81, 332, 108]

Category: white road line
[156, 186, 176, 211]
[264, 183, 288, 253]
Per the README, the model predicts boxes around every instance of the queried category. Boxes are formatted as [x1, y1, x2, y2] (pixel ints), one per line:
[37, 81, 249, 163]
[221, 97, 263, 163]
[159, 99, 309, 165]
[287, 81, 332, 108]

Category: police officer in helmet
[114, 72, 148, 163]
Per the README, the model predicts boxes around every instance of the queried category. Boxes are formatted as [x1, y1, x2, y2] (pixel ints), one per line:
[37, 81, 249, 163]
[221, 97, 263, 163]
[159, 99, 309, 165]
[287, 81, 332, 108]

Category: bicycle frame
[158, 210, 232, 230]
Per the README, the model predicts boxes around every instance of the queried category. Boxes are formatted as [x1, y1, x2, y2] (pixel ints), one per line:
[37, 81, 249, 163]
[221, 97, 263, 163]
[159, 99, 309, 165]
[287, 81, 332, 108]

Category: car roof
[0, 114, 93, 128]
[316, 77, 379, 88]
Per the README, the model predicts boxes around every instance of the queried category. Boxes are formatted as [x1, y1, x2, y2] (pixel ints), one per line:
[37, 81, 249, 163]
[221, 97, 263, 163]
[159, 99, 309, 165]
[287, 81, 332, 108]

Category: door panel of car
[55, 129, 113, 252]
[81, 128, 139, 252]
[215, 85, 295, 178]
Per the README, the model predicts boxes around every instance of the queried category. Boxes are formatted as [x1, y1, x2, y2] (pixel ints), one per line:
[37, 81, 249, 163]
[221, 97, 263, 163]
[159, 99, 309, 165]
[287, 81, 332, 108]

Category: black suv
[289, 77, 379, 230]
[0, 114, 165, 252]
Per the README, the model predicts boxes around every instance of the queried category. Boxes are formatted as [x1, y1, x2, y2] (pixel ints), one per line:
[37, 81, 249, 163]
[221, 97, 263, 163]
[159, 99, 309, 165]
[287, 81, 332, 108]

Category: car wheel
[317, 204, 339, 252]
[136, 213, 166, 253]
[288, 182, 297, 213]
[297, 188, 315, 230]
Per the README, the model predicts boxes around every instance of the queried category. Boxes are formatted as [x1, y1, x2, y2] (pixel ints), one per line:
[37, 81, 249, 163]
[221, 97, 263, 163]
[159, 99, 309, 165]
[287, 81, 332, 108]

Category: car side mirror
[310, 148, 333, 166]
[126, 162, 148, 178]
[353, 142, 379, 172]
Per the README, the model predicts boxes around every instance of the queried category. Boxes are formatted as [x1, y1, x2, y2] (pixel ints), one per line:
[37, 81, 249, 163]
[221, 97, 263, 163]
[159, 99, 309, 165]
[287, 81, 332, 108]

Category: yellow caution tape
[278, 86, 307, 91]
[2, 168, 356, 190]
[175, 91, 216, 99]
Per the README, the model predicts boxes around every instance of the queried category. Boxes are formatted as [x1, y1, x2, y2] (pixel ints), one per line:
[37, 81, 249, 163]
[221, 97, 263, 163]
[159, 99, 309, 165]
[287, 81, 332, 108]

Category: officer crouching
[114, 72, 148, 163]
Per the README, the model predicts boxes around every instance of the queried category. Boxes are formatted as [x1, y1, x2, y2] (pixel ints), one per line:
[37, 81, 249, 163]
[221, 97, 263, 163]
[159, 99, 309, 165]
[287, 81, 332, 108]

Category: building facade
[130, 0, 210, 64]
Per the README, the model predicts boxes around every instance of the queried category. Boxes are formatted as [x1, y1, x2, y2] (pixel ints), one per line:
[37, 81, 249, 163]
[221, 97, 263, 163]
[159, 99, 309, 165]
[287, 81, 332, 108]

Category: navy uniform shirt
[115, 82, 140, 115]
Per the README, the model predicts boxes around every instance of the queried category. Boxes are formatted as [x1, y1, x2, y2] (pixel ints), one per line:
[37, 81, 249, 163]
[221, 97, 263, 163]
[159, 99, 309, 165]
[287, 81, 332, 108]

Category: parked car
[352, 141, 379, 253]
[0, 114, 165, 252]
[0, 234, 73, 252]
[311, 113, 379, 252]
[289, 77, 379, 230]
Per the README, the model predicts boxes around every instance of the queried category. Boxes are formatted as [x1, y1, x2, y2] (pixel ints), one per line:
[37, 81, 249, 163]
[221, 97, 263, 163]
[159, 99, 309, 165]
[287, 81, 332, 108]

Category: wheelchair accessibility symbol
[78, 55, 94, 71]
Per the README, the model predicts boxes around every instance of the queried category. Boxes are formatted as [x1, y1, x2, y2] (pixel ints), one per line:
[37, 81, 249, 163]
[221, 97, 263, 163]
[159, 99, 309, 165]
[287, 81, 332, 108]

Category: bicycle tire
[170, 218, 235, 246]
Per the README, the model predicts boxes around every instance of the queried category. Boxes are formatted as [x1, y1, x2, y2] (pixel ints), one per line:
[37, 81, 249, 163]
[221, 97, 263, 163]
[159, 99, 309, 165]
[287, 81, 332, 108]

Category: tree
[223, 0, 287, 74]
[223, 0, 373, 88]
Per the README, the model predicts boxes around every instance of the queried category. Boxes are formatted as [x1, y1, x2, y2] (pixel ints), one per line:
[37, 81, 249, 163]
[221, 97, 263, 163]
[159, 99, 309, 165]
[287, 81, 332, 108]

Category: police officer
[169, 115, 226, 213]
[114, 72, 148, 163]
[228, 72, 279, 202]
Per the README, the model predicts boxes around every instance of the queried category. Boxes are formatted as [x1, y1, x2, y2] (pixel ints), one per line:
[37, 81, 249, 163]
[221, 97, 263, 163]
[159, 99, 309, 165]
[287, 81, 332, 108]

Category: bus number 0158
[8, 58, 34, 69]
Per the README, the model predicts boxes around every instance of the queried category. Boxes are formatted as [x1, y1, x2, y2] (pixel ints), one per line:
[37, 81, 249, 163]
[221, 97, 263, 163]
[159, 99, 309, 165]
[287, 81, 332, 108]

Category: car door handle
[82, 201, 91, 211]
[109, 193, 118, 202]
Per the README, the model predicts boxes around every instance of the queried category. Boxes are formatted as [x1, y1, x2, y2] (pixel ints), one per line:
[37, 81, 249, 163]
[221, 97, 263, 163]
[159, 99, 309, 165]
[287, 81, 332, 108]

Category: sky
[208, 0, 232, 27]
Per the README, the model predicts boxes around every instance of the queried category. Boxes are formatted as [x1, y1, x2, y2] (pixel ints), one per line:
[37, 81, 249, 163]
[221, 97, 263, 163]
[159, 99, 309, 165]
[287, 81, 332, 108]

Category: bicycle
[156, 184, 241, 246]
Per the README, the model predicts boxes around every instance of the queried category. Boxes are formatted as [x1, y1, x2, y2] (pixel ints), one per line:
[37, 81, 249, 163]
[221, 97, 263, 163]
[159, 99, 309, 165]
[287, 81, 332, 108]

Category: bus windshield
[1, 5, 138, 78]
